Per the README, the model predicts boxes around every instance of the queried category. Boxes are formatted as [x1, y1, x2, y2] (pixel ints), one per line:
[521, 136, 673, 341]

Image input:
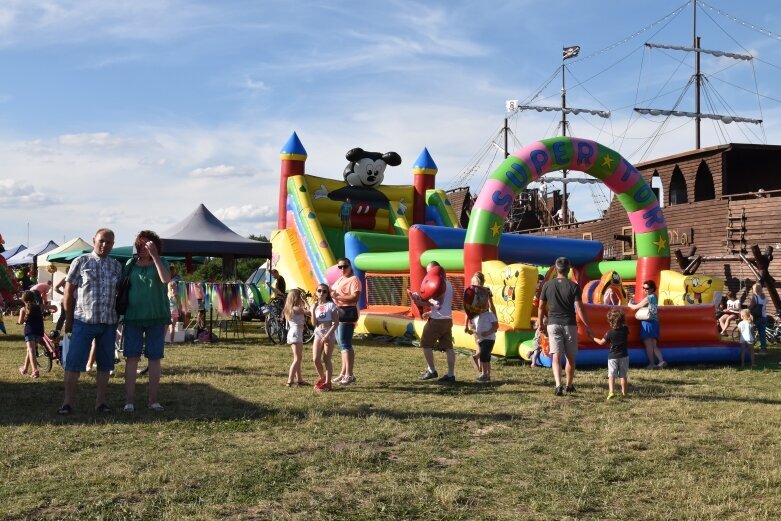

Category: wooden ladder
[726, 207, 747, 254]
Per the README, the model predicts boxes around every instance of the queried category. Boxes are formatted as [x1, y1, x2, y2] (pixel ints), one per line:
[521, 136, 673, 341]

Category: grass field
[1, 318, 781, 520]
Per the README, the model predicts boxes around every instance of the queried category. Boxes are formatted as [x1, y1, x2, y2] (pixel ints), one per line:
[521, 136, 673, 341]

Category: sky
[2, 0, 781, 250]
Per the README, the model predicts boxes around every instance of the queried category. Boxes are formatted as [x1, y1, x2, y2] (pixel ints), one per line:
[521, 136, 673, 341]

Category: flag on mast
[563, 45, 580, 60]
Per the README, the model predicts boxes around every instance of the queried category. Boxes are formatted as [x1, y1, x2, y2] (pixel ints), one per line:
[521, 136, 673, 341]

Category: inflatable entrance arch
[464, 137, 670, 294]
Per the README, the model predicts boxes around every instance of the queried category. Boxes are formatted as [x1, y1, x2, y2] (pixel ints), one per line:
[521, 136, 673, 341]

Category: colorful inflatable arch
[464, 137, 670, 295]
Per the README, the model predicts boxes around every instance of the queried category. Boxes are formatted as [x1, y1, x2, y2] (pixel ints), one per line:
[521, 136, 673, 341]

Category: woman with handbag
[122, 230, 171, 412]
[331, 258, 362, 385]
[629, 280, 667, 369]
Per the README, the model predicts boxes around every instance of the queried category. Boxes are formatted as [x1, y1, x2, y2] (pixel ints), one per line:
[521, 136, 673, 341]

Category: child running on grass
[284, 289, 310, 387]
[593, 308, 629, 400]
[17, 290, 45, 379]
[737, 308, 756, 369]
[311, 284, 339, 392]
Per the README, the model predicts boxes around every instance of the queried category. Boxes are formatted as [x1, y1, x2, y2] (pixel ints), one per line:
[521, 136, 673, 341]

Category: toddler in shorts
[593, 308, 629, 400]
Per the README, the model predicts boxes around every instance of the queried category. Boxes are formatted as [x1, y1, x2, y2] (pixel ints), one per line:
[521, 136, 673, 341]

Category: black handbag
[115, 258, 136, 315]
[337, 305, 359, 323]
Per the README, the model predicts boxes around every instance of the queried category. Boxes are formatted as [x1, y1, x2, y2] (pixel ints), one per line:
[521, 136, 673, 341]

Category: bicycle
[262, 291, 315, 345]
[35, 330, 62, 373]
[732, 314, 781, 346]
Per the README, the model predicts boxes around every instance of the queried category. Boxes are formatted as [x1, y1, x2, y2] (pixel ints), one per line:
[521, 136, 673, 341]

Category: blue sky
[2, 0, 781, 250]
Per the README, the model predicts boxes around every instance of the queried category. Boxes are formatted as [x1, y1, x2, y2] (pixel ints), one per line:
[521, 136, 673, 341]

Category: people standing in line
[748, 283, 767, 350]
[737, 309, 756, 369]
[311, 284, 339, 392]
[593, 308, 630, 400]
[340, 198, 353, 233]
[417, 261, 457, 383]
[283, 288, 310, 387]
[59, 228, 123, 415]
[122, 231, 171, 413]
[537, 257, 594, 396]
[17, 290, 45, 379]
[718, 290, 741, 336]
[465, 272, 498, 382]
[628, 279, 667, 370]
[331, 258, 361, 385]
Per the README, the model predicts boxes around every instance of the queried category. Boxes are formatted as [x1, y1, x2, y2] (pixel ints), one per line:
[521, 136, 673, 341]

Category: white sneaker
[148, 402, 164, 412]
[333, 375, 345, 384]
[339, 375, 356, 385]
[123, 403, 135, 413]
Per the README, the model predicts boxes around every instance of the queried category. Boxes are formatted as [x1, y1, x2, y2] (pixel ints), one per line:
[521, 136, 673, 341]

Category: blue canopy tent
[7, 240, 58, 266]
[2, 244, 26, 260]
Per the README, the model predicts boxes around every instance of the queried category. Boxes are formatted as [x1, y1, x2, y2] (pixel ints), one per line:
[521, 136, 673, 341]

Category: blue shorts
[24, 334, 43, 343]
[123, 324, 166, 360]
[336, 322, 355, 352]
[63, 320, 117, 372]
[640, 320, 660, 340]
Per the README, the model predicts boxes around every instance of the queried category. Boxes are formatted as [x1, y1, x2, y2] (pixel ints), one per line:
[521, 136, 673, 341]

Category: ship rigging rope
[566, 2, 690, 65]
[700, 1, 781, 43]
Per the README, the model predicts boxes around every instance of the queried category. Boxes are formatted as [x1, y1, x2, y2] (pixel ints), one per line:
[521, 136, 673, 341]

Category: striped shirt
[65, 251, 123, 324]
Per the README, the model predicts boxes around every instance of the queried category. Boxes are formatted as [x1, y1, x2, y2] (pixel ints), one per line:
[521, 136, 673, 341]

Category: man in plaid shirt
[58, 228, 123, 415]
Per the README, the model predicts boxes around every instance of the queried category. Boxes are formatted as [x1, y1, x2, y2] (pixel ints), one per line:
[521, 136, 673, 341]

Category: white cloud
[58, 132, 127, 148]
[188, 165, 256, 178]
[0, 179, 60, 206]
[214, 205, 275, 222]
[243, 78, 268, 91]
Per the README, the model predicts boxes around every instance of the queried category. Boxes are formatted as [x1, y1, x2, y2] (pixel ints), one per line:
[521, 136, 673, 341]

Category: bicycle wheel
[274, 318, 287, 345]
[36, 347, 53, 373]
[303, 319, 315, 344]
[265, 316, 278, 344]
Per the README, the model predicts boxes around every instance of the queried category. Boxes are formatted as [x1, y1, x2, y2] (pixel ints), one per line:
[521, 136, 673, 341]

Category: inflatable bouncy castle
[269, 134, 739, 365]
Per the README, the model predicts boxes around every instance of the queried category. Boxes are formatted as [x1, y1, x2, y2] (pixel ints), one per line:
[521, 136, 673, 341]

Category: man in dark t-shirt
[538, 257, 593, 396]
[269, 269, 286, 299]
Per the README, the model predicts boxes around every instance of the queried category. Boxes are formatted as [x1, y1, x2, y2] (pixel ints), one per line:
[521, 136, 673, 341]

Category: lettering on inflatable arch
[552, 141, 569, 165]
[620, 158, 638, 182]
[505, 162, 529, 189]
[576, 141, 595, 166]
[634, 184, 653, 204]
[492, 191, 513, 214]
[530, 149, 549, 176]
[643, 205, 666, 229]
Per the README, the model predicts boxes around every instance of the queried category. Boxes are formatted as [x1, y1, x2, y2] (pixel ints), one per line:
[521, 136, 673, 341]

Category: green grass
[1, 318, 781, 520]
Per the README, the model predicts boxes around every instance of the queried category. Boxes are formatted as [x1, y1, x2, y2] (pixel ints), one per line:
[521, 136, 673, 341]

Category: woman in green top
[122, 230, 171, 413]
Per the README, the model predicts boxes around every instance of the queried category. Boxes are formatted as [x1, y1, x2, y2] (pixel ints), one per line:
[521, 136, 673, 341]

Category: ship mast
[506, 53, 609, 224]
[634, 0, 761, 149]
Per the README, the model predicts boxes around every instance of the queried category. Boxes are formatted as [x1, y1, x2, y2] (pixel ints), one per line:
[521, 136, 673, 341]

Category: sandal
[19, 366, 27, 376]
[31, 371, 40, 379]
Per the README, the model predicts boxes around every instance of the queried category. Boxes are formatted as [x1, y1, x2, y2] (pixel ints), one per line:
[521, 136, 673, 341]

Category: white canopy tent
[37, 237, 91, 291]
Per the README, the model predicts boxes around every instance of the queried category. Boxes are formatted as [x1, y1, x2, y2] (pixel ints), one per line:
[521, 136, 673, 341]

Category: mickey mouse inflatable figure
[314, 148, 405, 230]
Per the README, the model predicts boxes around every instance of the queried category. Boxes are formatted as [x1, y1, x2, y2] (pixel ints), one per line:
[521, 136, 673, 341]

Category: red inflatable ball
[419, 265, 446, 300]
[463, 285, 490, 317]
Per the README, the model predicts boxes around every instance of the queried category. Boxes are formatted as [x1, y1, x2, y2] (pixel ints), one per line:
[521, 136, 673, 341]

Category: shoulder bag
[634, 307, 651, 321]
[115, 258, 136, 316]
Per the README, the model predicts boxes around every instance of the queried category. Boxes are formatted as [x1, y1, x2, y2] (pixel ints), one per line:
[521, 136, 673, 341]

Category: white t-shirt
[726, 298, 740, 312]
[428, 280, 453, 320]
[738, 319, 755, 343]
[313, 301, 338, 325]
[472, 311, 498, 341]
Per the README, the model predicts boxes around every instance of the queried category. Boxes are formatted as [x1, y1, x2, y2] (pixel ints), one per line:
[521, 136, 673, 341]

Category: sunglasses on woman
[316, 289, 328, 293]
[337, 264, 349, 270]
